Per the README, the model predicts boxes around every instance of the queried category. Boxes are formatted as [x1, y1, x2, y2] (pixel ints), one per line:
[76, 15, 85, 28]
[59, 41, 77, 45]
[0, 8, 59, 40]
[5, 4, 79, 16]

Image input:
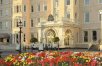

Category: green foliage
[30, 37, 38, 43]
[53, 37, 60, 43]
[48, 14, 54, 21]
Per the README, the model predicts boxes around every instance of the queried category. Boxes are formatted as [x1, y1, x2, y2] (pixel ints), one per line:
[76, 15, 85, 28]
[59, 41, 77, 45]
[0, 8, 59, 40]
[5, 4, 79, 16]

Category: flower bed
[0, 51, 102, 66]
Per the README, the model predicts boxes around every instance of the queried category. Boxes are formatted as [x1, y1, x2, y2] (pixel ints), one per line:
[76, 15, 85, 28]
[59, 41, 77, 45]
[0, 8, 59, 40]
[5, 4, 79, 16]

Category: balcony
[37, 21, 61, 28]
[62, 17, 80, 27]
[37, 18, 80, 28]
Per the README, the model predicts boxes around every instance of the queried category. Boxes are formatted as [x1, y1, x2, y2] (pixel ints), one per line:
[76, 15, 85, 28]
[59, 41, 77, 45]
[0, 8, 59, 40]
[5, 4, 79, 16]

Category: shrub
[30, 37, 38, 43]
[53, 37, 60, 43]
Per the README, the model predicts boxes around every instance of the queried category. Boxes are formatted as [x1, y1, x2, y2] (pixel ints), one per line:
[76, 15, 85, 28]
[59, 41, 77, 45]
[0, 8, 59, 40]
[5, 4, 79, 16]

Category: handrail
[88, 42, 92, 50]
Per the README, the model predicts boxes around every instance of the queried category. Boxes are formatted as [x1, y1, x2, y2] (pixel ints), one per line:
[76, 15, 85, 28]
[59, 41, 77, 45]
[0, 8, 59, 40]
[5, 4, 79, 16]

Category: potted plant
[30, 37, 38, 43]
[30, 37, 38, 49]
[52, 37, 60, 50]
[48, 14, 54, 21]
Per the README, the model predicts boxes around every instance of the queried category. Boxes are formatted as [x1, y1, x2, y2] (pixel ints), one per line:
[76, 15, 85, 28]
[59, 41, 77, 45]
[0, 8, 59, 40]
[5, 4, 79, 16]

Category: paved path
[0, 48, 101, 58]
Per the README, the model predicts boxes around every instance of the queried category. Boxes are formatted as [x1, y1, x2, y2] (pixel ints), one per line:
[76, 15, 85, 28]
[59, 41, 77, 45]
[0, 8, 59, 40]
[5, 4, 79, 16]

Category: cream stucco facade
[0, 0, 102, 48]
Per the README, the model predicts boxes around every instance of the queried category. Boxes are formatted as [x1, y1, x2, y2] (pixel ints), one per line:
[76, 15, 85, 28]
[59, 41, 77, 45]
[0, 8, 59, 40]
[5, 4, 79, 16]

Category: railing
[88, 42, 93, 50]
[0, 44, 17, 50]
[74, 43, 91, 49]
[62, 17, 80, 26]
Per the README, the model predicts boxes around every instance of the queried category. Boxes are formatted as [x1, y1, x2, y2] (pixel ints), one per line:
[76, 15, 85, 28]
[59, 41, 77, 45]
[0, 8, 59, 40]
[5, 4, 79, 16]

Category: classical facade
[0, 0, 102, 48]
[0, 0, 12, 44]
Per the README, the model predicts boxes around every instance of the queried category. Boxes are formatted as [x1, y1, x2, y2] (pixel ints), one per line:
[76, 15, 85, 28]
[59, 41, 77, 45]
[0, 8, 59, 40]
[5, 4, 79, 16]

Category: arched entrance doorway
[64, 30, 73, 46]
[45, 29, 56, 44]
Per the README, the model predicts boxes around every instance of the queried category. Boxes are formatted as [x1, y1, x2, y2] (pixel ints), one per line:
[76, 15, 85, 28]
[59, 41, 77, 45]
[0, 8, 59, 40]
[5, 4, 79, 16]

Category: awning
[0, 33, 10, 38]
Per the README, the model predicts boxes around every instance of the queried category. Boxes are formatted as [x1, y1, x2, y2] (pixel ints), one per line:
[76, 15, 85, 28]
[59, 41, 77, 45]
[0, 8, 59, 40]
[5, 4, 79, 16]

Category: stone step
[89, 44, 100, 51]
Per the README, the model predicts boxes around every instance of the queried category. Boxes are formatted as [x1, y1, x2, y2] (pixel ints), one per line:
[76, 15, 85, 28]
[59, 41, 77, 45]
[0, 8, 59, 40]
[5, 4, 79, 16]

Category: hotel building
[0, 0, 102, 48]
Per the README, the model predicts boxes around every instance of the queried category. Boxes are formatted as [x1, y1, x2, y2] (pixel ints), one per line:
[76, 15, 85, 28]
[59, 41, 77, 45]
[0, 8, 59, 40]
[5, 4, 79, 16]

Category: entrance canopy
[0, 33, 10, 38]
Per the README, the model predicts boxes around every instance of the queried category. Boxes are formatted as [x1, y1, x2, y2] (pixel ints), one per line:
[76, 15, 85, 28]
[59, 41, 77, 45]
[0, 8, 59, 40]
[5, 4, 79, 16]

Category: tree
[53, 37, 60, 51]
[48, 14, 54, 21]
[30, 37, 38, 43]
[53, 37, 60, 43]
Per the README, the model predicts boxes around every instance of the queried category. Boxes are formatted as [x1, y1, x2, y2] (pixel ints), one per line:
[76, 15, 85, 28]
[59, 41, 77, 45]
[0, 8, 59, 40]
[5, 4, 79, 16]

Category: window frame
[23, 21, 26, 27]
[31, 19, 34, 27]
[84, 31, 88, 42]
[84, 11, 90, 23]
[31, 5, 34, 12]
[0, 22, 2, 29]
[75, 0, 77, 5]
[92, 31, 97, 41]
[0, 0, 2, 4]
[24, 5, 26, 12]
[43, 3, 47, 11]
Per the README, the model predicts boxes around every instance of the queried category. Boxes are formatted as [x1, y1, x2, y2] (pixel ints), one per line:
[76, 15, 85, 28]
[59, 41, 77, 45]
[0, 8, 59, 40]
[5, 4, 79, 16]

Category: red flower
[26, 59, 33, 64]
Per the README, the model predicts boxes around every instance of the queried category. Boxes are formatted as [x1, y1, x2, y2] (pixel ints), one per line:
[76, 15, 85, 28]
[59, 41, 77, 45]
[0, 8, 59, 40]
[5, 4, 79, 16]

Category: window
[7, 38, 9, 42]
[99, 13, 102, 21]
[31, 33, 34, 38]
[75, 12, 77, 19]
[84, 12, 89, 22]
[5, 0, 9, 4]
[75, 0, 77, 5]
[24, 5, 26, 12]
[16, 22, 18, 27]
[0, 22, 2, 29]
[66, 0, 70, 5]
[17, 5, 19, 13]
[24, 21, 26, 27]
[66, 12, 70, 18]
[77, 32, 79, 42]
[0, 0, 2, 4]
[14, 5, 21, 13]
[38, 18, 40, 22]
[14, 18, 18, 27]
[16, 34, 18, 43]
[5, 22, 8, 28]
[84, 0, 89, 5]
[99, 0, 102, 4]
[43, 3, 47, 11]
[0, 10, 2, 16]
[5, 9, 9, 16]
[23, 34, 25, 42]
[31, 19, 33, 27]
[56, 0, 59, 6]
[84, 31, 88, 42]
[0, 38, 3, 42]
[92, 31, 97, 41]
[31, 5, 34, 12]
[37, 4, 40, 11]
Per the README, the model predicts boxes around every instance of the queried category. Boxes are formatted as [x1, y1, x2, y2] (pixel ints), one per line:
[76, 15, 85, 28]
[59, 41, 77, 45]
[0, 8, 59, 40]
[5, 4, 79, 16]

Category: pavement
[0, 48, 101, 58]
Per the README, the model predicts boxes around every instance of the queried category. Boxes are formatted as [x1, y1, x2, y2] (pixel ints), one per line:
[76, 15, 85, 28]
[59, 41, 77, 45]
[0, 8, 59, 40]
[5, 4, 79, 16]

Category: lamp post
[18, 20, 23, 53]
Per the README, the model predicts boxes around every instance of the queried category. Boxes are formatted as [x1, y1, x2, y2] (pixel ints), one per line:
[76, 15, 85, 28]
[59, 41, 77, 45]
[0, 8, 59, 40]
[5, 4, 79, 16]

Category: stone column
[38, 23, 43, 43]
[58, 27, 64, 48]
[26, 0, 31, 44]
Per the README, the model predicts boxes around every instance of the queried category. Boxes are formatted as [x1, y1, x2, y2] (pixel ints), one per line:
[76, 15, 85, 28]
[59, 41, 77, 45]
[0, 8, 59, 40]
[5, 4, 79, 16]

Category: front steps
[88, 44, 100, 51]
